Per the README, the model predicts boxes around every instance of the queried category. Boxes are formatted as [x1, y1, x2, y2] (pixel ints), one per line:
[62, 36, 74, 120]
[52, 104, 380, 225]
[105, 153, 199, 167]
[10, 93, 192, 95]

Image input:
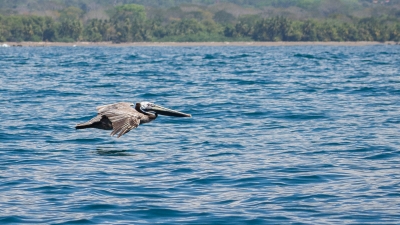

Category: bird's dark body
[75, 115, 113, 130]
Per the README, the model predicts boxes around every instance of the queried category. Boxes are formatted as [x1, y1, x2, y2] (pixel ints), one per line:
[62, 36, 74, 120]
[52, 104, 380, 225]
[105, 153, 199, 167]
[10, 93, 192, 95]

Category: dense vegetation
[1, 0, 399, 15]
[0, 1, 399, 42]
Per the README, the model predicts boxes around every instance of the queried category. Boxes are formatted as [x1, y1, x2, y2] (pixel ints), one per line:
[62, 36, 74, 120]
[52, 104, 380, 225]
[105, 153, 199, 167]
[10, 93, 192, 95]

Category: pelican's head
[136, 102, 191, 117]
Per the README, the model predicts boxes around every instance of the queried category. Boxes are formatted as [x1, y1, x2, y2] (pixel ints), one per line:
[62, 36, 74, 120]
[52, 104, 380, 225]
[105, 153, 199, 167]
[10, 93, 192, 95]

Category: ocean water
[0, 45, 399, 224]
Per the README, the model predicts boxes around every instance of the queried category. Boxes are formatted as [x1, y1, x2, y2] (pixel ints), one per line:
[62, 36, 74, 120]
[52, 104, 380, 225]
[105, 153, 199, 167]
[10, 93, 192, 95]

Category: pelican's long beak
[151, 104, 192, 117]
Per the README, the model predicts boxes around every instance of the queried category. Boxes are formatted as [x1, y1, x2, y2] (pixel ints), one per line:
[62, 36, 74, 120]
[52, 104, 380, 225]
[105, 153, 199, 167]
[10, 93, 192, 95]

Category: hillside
[0, 0, 399, 43]
[0, 0, 399, 21]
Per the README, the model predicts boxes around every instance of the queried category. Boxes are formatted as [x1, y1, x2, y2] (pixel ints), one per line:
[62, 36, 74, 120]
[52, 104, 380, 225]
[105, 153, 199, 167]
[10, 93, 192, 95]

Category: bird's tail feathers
[75, 115, 102, 129]
[75, 122, 93, 129]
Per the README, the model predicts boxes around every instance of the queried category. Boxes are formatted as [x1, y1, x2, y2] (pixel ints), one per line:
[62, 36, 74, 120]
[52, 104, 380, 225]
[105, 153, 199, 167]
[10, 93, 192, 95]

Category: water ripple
[0, 45, 399, 224]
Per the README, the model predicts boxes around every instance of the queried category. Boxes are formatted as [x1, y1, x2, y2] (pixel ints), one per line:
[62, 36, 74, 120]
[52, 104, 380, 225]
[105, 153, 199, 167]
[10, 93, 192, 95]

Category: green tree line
[0, 4, 399, 43]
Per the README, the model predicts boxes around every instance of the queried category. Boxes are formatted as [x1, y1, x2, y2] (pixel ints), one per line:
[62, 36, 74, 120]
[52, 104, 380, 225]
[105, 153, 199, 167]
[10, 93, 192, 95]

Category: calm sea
[0, 45, 399, 224]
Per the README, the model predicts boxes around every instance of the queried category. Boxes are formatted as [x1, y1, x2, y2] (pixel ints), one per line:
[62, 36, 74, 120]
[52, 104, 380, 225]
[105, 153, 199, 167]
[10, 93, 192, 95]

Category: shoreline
[1, 41, 399, 47]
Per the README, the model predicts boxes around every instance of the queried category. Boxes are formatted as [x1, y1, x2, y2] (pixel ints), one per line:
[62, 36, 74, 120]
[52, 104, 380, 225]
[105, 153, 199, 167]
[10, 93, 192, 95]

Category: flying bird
[75, 102, 191, 138]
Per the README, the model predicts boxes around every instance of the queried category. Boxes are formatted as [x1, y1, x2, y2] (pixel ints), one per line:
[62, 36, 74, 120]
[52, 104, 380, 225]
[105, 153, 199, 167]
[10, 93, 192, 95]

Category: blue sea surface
[0, 45, 399, 224]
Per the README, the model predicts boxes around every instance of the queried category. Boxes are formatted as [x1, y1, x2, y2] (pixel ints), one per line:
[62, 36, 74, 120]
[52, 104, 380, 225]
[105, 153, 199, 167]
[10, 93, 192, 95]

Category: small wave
[90, 83, 117, 88]
[228, 53, 251, 59]
[281, 175, 326, 184]
[54, 218, 93, 224]
[136, 208, 188, 218]
[171, 168, 195, 173]
[294, 53, 316, 59]
[95, 149, 134, 156]
[188, 175, 227, 185]
[63, 61, 90, 67]
[232, 70, 257, 75]
[364, 151, 398, 160]
[275, 112, 327, 120]
[203, 53, 221, 59]
[0, 216, 26, 223]
[372, 61, 391, 65]
[124, 54, 139, 60]
[79, 204, 118, 210]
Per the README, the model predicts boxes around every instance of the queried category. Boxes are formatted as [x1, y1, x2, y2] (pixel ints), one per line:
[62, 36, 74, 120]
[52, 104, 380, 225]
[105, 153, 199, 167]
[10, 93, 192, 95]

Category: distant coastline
[1, 41, 399, 47]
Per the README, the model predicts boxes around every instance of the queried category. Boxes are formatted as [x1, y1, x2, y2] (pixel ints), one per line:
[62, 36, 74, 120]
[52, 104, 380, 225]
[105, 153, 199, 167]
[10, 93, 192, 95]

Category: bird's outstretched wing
[102, 110, 140, 138]
[96, 102, 132, 114]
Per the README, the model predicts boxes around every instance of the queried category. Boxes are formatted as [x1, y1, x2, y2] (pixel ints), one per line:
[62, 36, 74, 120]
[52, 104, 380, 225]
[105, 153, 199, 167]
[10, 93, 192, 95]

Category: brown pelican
[75, 102, 191, 138]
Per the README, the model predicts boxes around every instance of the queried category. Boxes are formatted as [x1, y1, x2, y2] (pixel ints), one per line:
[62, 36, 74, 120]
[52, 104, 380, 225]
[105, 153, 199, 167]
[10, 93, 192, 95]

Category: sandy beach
[1, 41, 399, 47]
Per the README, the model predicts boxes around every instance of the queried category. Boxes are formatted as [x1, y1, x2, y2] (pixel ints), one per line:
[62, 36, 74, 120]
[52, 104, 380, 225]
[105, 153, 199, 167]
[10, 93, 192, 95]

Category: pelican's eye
[139, 102, 156, 113]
